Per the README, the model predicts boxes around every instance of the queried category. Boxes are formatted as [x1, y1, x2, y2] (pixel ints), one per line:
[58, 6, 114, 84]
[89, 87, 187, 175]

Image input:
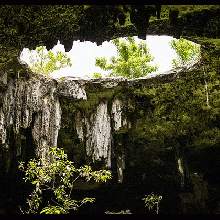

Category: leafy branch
[28, 46, 72, 76]
[169, 38, 200, 68]
[18, 147, 112, 214]
[142, 193, 162, 214]
[95, 37, 158, 79]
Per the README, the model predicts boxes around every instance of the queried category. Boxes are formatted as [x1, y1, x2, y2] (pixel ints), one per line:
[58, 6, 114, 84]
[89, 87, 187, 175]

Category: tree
[18, 147, 112, 214]
[169, 38, 200, 68]
[28, 46, 72, 76]
[95, 37, 158, 79]
[142, 193, 162, 214]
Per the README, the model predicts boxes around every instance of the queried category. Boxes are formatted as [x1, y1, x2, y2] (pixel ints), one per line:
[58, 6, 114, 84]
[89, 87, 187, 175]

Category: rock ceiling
[1, 5, 220, 54]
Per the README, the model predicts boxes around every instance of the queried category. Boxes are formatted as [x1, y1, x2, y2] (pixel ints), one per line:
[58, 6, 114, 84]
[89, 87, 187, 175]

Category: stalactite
[75, 98, 130, 182]
[0, 108, 6, 147]
[112, 99, 123, 131]
[177, 158, 184, 188]
[111, 98, 128, 183]
[203, 66, 210, 107]
[76, 101, 112, 167]
[85, 101, 112, 167]
[116, 150, 125, 183]
[0, 73, 62, 170]
[0, 65, 186, 179]
[1, 70, 132, 182]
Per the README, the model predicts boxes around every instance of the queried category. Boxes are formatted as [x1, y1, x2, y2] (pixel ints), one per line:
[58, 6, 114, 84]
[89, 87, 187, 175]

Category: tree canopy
[95, 37, 158, 79]
[28, 46, 72, 76]
[169, 38, 200, 68]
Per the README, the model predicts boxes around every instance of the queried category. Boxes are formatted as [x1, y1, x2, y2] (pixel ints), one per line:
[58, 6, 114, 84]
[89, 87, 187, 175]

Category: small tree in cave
[18, 147, 112, 214]
[142, 193, 162, 214]
[95, 37, 158, 79]
[169, 38, 200, 68]
[28, 46, 72, 76]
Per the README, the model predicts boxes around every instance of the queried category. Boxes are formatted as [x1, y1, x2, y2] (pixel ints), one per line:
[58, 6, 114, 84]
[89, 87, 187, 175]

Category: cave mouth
[19, 35, 201, 80]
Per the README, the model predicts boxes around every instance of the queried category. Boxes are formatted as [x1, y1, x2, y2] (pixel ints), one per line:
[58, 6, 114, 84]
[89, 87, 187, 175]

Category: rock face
[76, 101, 112, 167]
[1, 43, 220, 213]
[56, 77, 87, 100]
[0, 72, 61, 170]
[57, 68, 189, 183]
[0, 64, 186, 176]
[1, 5, 220, 54]
[74, 97, 131, 182]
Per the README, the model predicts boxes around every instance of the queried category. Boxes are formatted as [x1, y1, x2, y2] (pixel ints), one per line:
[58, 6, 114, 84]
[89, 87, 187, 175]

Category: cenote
[1, 5, 220, 214]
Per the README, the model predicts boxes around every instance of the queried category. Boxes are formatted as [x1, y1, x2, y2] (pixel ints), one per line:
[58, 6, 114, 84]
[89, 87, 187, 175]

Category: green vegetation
[95, 37, 158, 79]
[169, 38, 200, 68]
[105, 209, 132, 214]
[129, 41, 220, 179]
[142, 193, 162, 214]
[27, 46, 72, 76]
[18, 147, 112, 214]
[157, 5, 220, 20]
[93, 72, 103, 78]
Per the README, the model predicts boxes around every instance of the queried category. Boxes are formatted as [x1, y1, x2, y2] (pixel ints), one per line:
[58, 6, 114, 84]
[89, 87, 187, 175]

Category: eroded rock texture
[74, 97, 131, 182]
[0, 71, 61, 170]
[0, 62, 186, 178]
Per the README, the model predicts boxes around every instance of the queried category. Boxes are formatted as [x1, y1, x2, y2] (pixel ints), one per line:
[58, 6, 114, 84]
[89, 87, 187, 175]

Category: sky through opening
[20, 35, 178, 79]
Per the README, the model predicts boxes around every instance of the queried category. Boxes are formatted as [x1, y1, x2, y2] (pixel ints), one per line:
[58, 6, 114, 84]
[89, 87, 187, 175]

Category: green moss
[159, 5, 220, 20]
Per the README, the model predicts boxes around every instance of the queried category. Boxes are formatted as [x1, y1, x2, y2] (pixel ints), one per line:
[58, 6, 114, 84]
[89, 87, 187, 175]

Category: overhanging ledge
[56, 66, 189, 97]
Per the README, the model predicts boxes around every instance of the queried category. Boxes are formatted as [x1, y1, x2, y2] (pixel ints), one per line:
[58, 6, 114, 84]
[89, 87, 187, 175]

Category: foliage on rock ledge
[129, 40, 220, 175]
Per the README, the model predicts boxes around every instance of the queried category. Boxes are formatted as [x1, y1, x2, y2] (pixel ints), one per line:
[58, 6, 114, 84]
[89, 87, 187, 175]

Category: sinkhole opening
[20, 35, 201, 80]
